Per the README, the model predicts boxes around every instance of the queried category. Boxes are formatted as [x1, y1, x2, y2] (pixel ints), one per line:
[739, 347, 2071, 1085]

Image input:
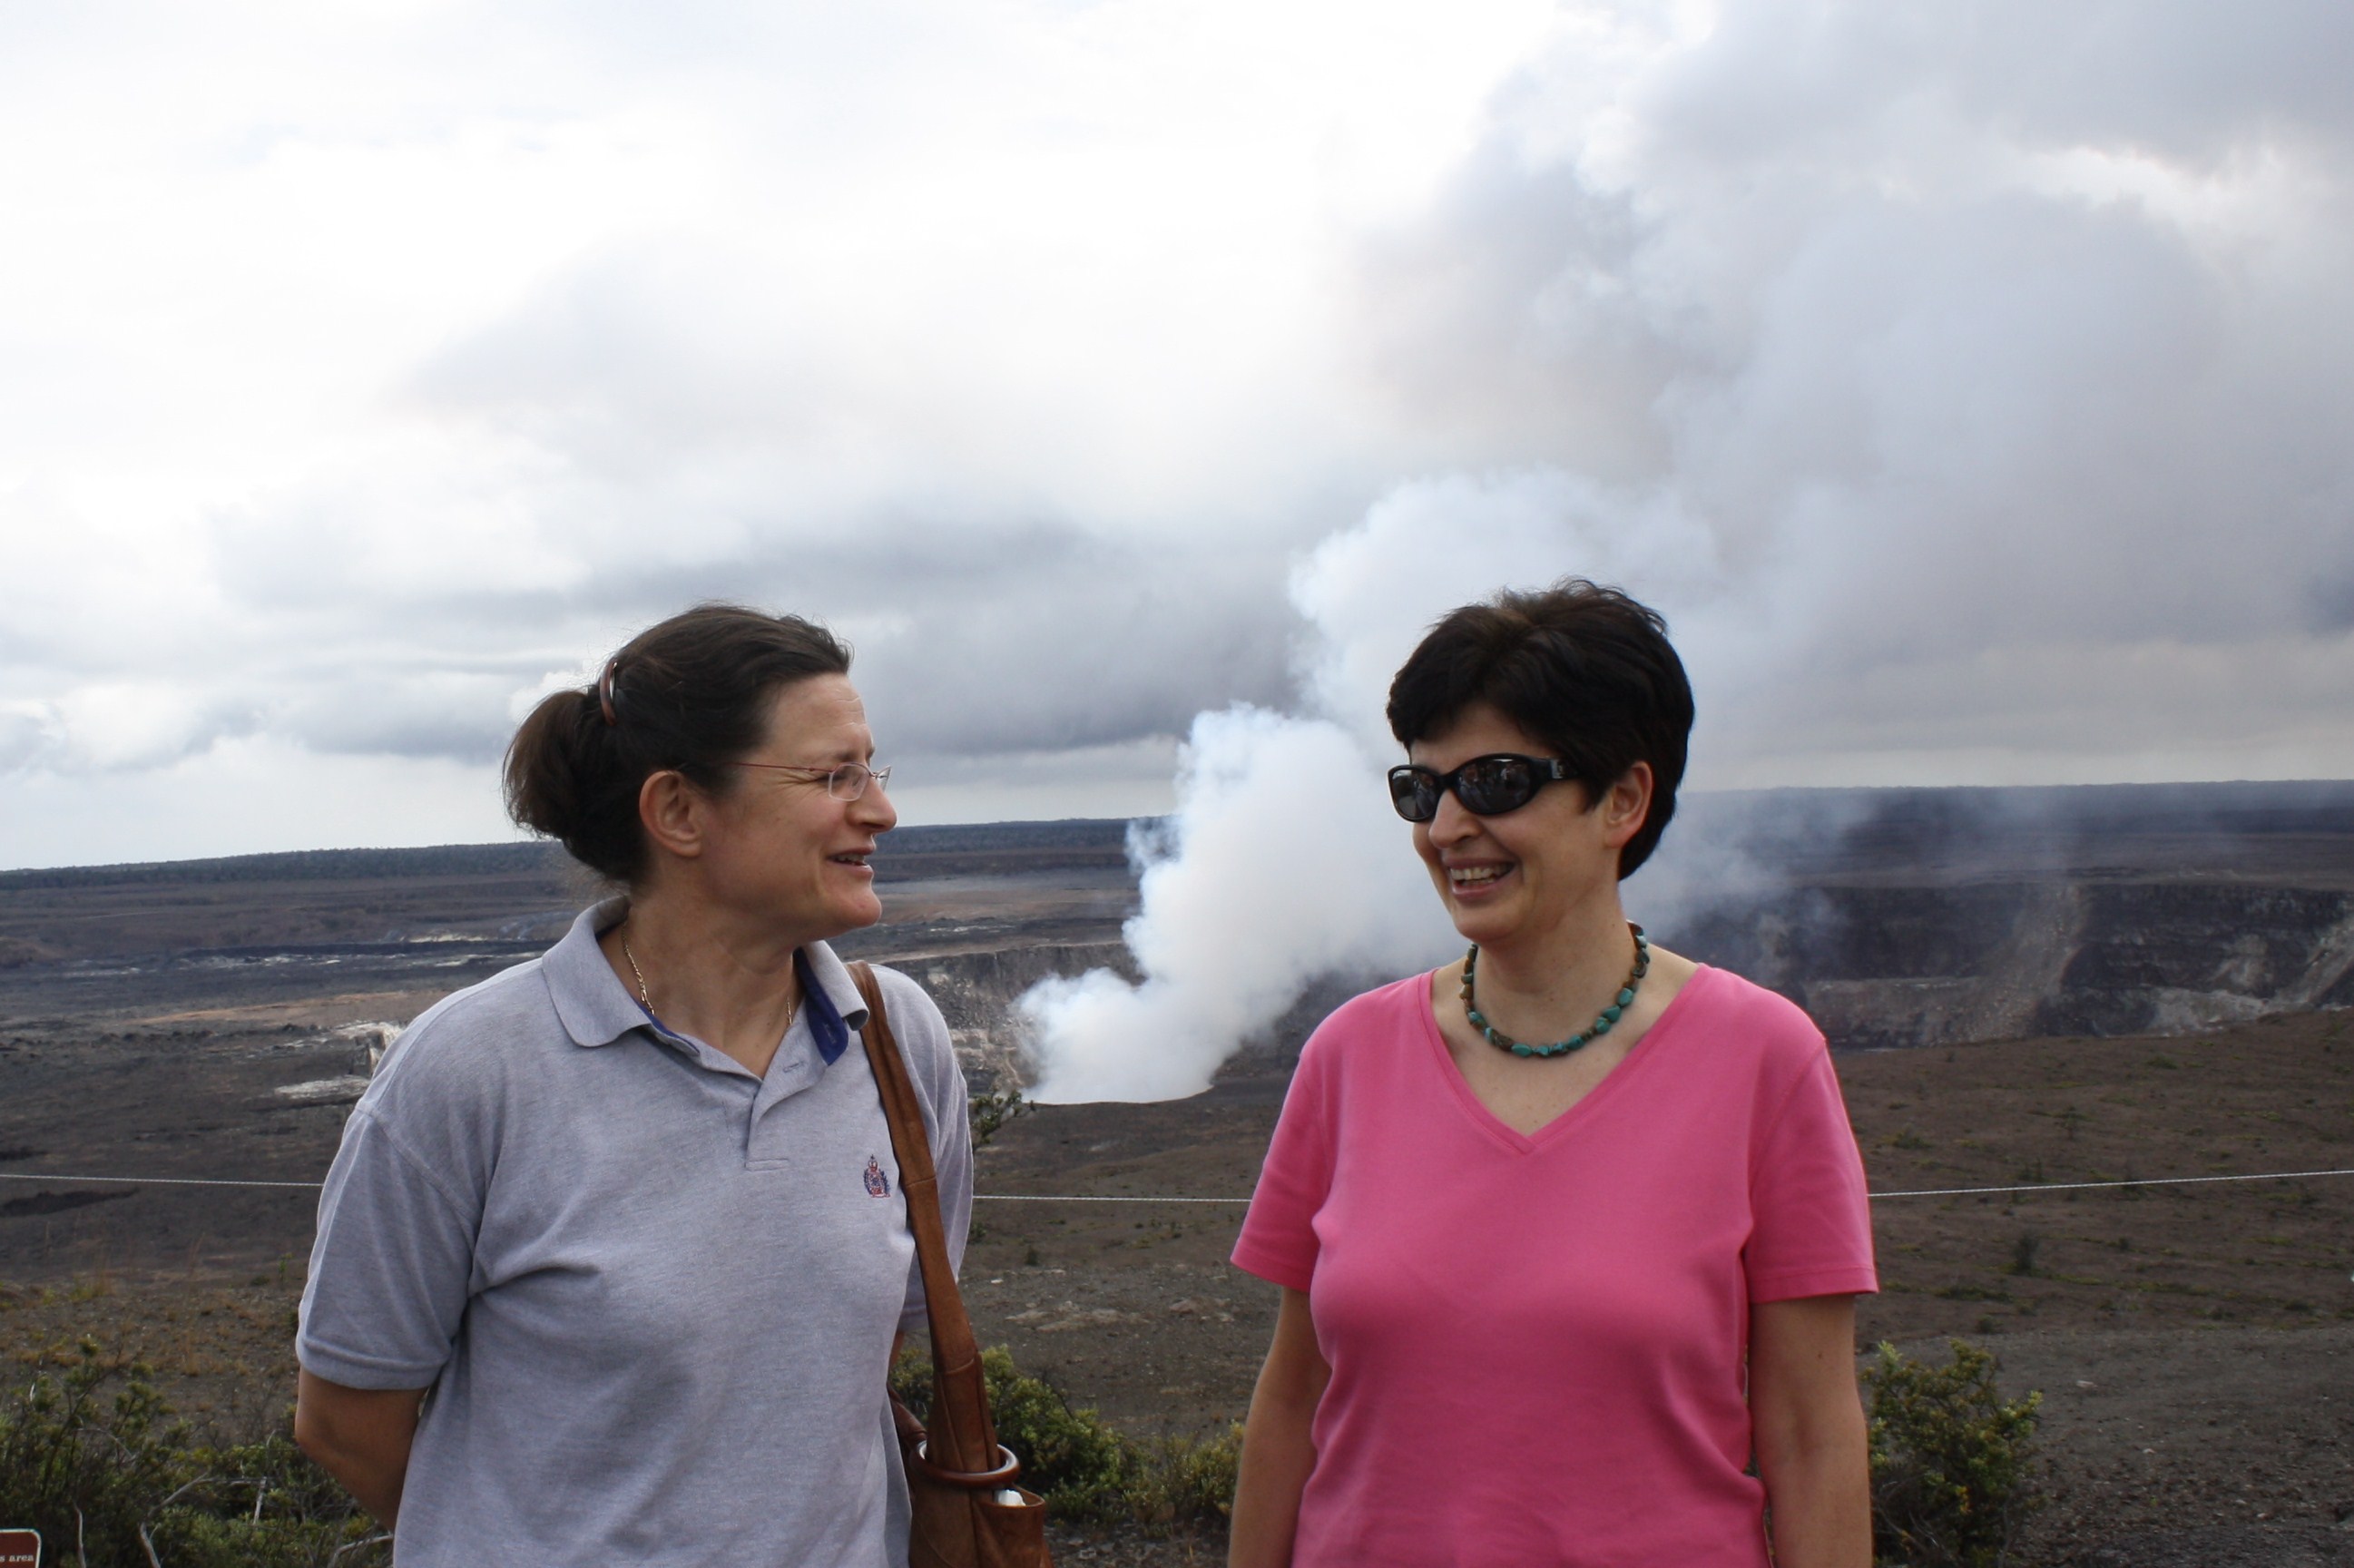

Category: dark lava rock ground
[4, 809, 2351, 1565]
[5, 1008, 2346, 1564]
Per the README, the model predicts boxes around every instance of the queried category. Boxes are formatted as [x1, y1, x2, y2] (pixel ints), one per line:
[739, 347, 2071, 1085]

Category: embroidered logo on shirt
[864, 1156, 891, 1197]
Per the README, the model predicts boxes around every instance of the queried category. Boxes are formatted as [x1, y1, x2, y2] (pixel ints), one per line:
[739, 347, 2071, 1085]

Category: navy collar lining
[545, 899, 867, 1061]
[796, 947, 852, 1064]
[630, 949, 851, 1065]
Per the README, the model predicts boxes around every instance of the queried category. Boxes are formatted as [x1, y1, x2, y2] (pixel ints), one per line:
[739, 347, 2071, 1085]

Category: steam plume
[1021, 474, 1715, 1102]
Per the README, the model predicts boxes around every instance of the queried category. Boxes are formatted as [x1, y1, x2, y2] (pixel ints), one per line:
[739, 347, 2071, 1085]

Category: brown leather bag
[850, 963, 1054, 1568]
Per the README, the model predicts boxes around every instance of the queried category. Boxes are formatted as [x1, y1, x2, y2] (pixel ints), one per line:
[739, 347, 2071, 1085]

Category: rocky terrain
[4, 786, 2352, 1563]
[1662, 781, 2354, 1052]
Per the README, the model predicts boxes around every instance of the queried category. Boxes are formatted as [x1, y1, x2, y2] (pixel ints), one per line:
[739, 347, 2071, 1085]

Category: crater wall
[1682, 880, 2354, 1051]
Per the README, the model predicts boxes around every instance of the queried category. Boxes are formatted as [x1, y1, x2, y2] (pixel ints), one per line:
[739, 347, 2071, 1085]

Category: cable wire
[0, 1171, 322, 1191]
[5, 1167, 2352, 1201]
[1865, 1167, 2354, 1200]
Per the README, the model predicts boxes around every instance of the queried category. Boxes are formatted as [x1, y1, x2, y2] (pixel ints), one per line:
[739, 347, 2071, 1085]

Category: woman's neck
[603, 885, 806, 1074]
[1462, 895, 1642, 1037]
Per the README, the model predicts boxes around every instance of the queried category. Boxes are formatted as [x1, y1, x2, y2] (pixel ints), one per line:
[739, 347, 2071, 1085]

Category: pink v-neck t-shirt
[1231, 965, 1877, 1568]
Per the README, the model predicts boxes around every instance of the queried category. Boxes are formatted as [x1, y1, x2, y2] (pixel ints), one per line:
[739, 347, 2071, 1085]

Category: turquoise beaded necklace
[1461, 922, 1650, 1059]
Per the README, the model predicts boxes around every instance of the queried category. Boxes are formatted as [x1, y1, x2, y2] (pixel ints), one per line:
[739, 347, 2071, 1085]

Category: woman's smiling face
[698, 673, 897, 941]
[1407, 702, 1643, 950]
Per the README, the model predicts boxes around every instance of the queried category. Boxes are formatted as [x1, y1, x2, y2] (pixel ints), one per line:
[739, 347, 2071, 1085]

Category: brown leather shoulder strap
[849, 961, 1000, 1475]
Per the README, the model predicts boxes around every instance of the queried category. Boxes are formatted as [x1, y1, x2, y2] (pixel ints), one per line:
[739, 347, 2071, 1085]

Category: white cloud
[1019, 0, 2354, 1096]
[0, 738, 510, 870]
[1, 0, 2350, 873]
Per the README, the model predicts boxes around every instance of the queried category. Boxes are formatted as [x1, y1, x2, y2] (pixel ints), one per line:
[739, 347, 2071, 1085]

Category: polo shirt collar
[544, 897, 872, 1061]
[792, 938, 868, 1063]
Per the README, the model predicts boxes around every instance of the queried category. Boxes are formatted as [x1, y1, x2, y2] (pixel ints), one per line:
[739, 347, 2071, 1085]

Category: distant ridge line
[0, 818, 1140, 889]
[8, 779, 2352, 887]
[0, 841, 571, 890]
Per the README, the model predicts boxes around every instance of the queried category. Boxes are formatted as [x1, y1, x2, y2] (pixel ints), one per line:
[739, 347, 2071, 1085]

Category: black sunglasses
[1387, 754, 1575, 822]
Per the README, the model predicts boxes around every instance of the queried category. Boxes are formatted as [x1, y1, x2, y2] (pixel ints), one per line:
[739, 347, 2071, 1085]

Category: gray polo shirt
[298, 900, 972, 1567]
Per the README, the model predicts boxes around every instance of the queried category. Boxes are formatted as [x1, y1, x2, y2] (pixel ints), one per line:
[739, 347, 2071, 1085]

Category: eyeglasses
[726, 760, 892, 800]
[1387, 754, 1574, 822]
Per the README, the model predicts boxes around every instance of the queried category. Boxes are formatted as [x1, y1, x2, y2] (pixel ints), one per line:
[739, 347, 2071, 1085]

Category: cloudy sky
[3, 0, 2350, 870]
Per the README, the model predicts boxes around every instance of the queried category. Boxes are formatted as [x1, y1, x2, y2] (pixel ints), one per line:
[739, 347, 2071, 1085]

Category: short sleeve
[1745, 1048, 1878, 1303]
[298, 1106, 480, 1388]
[1231, 1025, 1339, 1293]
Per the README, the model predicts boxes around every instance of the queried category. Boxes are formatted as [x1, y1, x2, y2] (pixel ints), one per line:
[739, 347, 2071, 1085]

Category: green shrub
[1865, 1338, 2042, 1568]
[1125, 1422, 1243, 1524]
[0, 1344, 186, 1565]
[145, 1435, 388, 1568]
[0, 1341, 387, 1567]
[985, 1348, 1141, 1520]
[891, 1345, 1237, 1529]
[888, 1342, 932, 1411]
[967, 1088, 1028, 1150]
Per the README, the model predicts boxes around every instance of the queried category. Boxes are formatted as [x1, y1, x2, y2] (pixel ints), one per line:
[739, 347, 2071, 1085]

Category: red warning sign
[0, 1528, 39, 1567]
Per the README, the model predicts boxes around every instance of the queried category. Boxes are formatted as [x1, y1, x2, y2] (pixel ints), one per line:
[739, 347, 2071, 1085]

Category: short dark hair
[504, 603, 853, 883]
[1384, 579, 1693, 877]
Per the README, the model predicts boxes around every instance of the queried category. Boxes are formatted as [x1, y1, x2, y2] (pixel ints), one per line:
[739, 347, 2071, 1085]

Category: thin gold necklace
[619, 929, 799, 1031]
[621, 936, 654, 1012]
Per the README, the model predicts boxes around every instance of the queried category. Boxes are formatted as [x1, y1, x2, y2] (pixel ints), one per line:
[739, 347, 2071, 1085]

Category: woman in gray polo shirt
[293, 603, 972, 1567]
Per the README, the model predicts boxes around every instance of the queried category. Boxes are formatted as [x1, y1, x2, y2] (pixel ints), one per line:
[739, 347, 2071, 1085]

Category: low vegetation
[895, 1337, 2043, 1561]
[5, 1333, 2035, 1563]
[891, 1345, 1241, 1528]
[967, 1086, 1029, 1150]
[0, 1340, 386, 1566]
[1866, 1338, 2044, 1567]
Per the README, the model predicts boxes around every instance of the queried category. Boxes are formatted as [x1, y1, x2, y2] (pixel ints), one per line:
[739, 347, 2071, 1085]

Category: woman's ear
[638, 770, 710, 862]
[1600, 761, 1654, 849]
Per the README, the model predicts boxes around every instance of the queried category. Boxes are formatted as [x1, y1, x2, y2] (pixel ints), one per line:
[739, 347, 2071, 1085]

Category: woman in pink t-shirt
[1228, 581, 1878, 1568]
